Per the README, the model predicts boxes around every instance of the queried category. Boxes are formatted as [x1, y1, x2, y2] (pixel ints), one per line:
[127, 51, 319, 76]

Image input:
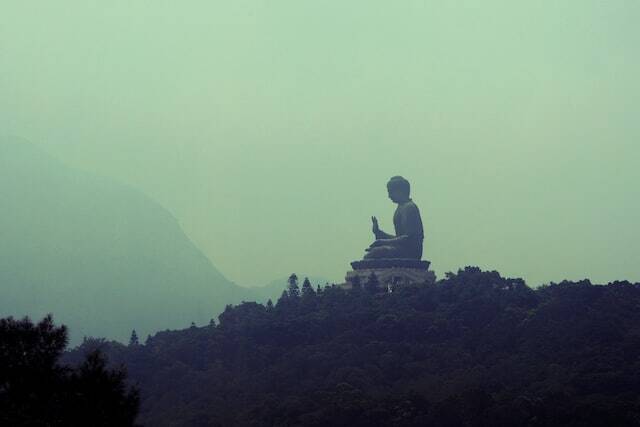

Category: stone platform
[343, 258, 436, 290]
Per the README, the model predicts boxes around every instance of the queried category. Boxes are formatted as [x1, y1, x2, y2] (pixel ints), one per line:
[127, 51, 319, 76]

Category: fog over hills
[0, 136, 252, 343]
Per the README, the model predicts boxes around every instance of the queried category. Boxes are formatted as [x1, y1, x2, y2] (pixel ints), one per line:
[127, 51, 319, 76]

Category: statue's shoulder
[405, 199, 420, 211]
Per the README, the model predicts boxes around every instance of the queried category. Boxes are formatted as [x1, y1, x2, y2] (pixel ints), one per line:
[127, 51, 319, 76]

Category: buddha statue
[364, 176, 424, 260]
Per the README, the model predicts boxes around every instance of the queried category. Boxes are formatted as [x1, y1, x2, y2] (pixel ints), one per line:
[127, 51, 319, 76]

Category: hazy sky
[2, 1, 639, 286]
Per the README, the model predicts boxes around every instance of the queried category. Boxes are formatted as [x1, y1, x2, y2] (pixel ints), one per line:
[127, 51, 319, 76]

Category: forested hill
[67, 268, 640, 427]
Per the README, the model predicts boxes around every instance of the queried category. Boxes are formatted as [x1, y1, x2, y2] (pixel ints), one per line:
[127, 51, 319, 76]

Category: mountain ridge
[0, 136, 245, 343]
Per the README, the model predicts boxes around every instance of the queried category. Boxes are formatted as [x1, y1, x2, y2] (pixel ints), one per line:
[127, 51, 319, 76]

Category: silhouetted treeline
[67, 268, 640, 426]
[0, 315, 139, 426]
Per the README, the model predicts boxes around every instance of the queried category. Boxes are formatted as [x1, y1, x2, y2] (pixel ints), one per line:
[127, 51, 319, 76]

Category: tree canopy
[0, 315, 139, 426]
[63, 267, 640, 426]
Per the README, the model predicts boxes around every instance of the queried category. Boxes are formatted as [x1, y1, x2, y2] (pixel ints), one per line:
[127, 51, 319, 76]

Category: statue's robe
[365, 199, 424, 259]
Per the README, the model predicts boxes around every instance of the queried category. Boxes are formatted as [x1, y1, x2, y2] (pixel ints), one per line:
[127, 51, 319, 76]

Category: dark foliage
[287, 273, 300, 298]
[0, 315, 139, 426]
[129, 329, 140, 346]
[68, 268, 640, 426]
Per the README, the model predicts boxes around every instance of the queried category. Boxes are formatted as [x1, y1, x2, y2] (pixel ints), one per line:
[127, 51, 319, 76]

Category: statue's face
[387, 185, 407, 203]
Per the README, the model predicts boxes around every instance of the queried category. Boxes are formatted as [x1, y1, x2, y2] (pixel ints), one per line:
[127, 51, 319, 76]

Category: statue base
[342, 259, 436, 290]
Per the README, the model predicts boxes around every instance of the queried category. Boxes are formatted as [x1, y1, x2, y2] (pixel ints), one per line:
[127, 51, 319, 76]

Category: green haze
[2, 1, 638, 286]
[0, 137, 249, 343]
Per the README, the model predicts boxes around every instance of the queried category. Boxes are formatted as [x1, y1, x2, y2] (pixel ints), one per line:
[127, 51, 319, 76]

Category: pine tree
[128, 329, 139, 346]
[277, 290, 289, 307]
[287, 273, 300, 298]
[190, 321, 196, 329]
[316, 284, 323, 294]
[209, 318, 216, 327]
[266, 299, 274, 311]
[301, 277, 315, 298]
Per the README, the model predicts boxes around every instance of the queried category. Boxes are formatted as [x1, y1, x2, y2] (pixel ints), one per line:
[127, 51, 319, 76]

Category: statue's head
[387, 176, 410, 203]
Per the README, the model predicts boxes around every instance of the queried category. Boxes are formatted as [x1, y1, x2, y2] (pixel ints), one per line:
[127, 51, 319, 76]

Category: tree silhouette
[301, 277, 315, 298]
[287, 273, 300, 298]
[128, 329, 139, 346]
[277, 289, 289, 307]
[0, 315, 139, 426]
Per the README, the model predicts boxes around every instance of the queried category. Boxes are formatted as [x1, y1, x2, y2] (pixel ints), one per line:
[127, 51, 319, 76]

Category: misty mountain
[0, 136, 250, 343]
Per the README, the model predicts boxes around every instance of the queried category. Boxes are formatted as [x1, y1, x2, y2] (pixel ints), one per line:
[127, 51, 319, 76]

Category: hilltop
[67, 267, 640, 426]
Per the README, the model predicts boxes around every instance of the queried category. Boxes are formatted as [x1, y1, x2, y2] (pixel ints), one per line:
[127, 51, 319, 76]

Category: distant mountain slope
[0, 136, 248, 343]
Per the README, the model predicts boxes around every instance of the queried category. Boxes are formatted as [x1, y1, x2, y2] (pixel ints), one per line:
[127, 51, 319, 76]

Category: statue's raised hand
[371, 216, 380, 235]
